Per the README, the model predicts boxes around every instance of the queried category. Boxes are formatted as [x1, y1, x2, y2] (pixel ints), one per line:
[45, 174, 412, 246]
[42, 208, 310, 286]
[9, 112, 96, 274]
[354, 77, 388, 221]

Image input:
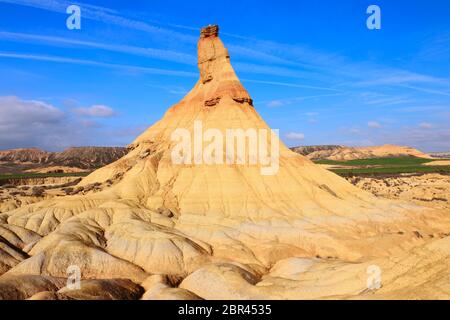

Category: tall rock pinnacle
[77, 24, 390, 220]
[197, 25, 253, 107]
[198, 25, 226, 84]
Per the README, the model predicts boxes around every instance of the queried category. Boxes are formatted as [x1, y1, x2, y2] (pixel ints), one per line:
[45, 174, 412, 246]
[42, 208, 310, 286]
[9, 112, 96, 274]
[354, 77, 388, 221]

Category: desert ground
[1, 25, 450, 300]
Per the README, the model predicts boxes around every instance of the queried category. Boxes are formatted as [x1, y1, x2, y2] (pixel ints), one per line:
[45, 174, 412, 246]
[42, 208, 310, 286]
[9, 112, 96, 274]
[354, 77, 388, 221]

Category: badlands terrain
[1, 25, 450, 300]
[0, 147, 127, 174]
[291, 144, 432, 161]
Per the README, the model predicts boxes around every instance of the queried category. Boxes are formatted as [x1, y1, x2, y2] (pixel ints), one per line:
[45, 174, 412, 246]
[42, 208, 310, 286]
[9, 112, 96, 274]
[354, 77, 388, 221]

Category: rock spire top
[200, 25, 219, 38]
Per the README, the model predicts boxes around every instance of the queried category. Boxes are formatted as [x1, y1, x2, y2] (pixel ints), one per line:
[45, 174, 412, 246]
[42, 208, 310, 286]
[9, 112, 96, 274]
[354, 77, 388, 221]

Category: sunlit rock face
[1, 25, 450, 300]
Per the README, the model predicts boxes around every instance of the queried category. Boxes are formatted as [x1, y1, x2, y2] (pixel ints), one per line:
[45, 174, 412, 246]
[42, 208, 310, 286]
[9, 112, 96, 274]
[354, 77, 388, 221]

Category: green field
[313, 157, 450, 176]
[314, 156, 434, 166]
[0, 172, 90, 181]
[332, 165, 450, 175]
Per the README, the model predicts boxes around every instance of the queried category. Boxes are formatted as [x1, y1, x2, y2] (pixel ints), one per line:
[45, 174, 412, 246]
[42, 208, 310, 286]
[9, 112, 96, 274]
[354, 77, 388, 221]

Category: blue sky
[0, 0, 449, 151]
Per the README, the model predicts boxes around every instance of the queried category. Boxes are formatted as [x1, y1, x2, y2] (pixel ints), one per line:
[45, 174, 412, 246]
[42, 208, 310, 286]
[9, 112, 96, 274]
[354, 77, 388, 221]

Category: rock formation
[0, 147, 127, 173]
[292, 144, 432, 161]
[0, 148, 49, 164]
[0, 25, 450, 300]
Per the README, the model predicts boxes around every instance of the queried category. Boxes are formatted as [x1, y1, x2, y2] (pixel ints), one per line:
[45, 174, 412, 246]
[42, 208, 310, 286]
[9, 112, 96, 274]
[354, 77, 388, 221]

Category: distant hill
[48, 147, 129, 169]
[291, 145, 344, 156]
[0, 148, 49, 163]
[0, 147, 128, 173]
[429, 152, 450, 159]
[291, 144, 432, 161]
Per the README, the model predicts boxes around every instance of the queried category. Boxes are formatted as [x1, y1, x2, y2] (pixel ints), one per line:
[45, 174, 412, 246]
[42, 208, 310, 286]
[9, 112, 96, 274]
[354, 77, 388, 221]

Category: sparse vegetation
[0, 172, 89, 182]
[333, 165, 450, 176]
[314, 156, 435, 166]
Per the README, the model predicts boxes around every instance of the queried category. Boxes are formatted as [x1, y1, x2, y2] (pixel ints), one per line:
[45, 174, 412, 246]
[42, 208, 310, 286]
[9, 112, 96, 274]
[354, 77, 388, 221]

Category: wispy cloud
[0, 0, 197, 43]
[399, 84, 450, 97]
[353, 71, 450, 97]
[234, 62, 318, 79]
[356, 72, 446, 86]
[0, 52, 197, 77]
[227, 44, 301, 67]
[0, 30, 333, 80]
[418, 30, 450, 61]
[0, 31, 196, 65]
[146, 84, 189, 95]
[397, 105, 448, 113]
[264, 93, 345, 107]
[266, 100, 284, 108]
[367, 121, 381, 129]
[73, 105, 117, 118]
[363, 96, 414, 107]
[3, 0, 448, 96]
[285, 132, 305, 141]
[242, 79, 339, 91]
[419, 122, 433, 129]
[4, 0, 449, 94]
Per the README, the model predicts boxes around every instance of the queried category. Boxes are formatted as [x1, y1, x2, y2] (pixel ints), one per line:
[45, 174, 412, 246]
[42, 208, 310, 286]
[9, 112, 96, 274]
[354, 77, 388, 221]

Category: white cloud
[0, 96, 75, 150]
[285, 132, 305, 141]
[0, 95, 63, 123]
[0, 96, 127, 150]
[419, 122, 433, 129]
[73, 105, 117, 117]
[367, 121, 381, 128]
[349, 128, 361, 134]
[267, 100, 284, 108]
[379, 128, 450, 152]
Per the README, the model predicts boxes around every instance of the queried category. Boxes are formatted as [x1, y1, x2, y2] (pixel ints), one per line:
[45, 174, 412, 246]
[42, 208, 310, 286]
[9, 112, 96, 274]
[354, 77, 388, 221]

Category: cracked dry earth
[1, 25, 450, 300]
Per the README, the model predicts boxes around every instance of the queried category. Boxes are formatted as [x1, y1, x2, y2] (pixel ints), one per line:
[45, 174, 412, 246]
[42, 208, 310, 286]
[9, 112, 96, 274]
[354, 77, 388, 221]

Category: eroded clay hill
[292, 144, 432, 161]
[0, 147, 127, 173]
[1, 25, 450, 300]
